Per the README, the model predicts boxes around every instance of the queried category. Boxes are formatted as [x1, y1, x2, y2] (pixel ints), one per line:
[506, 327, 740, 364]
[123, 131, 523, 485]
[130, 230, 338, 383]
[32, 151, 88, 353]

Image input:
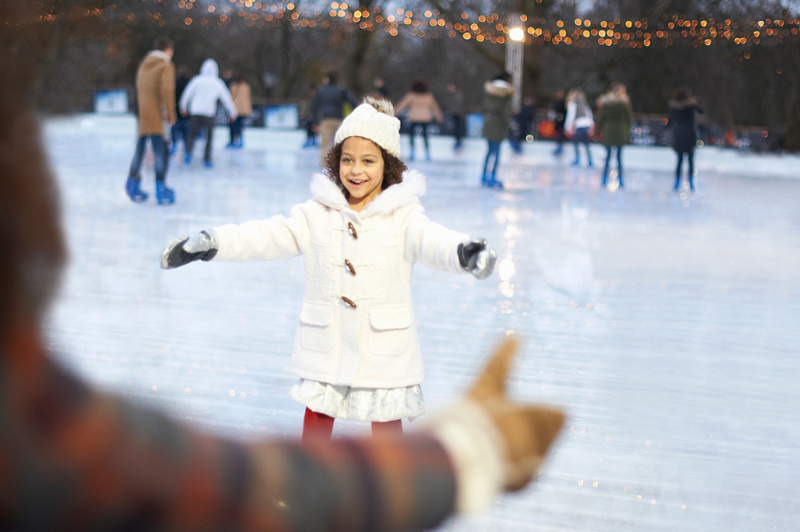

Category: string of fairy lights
[10, 0, 800, 49]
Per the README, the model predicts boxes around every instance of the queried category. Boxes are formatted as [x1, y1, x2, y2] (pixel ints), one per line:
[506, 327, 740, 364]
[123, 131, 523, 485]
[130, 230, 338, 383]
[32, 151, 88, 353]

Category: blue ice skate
[485, 174, 504, 190]
[125, 175, 148, 203]
[156, 181, 175, 206]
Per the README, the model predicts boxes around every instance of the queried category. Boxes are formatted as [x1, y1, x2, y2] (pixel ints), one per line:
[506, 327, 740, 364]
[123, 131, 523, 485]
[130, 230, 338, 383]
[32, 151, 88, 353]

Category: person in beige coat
[395, 80, 443, 161]
[125, 36, 177, 205]
[227, 73, 252, 149]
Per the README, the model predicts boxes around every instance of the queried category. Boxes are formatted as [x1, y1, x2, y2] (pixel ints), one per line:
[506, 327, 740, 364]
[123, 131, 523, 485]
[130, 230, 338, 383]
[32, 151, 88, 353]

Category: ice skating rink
[43, 115, 800, 531]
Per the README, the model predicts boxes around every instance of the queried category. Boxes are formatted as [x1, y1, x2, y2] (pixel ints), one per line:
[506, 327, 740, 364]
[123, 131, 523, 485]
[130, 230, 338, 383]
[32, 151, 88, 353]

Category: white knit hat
[334, 97, 401, 157]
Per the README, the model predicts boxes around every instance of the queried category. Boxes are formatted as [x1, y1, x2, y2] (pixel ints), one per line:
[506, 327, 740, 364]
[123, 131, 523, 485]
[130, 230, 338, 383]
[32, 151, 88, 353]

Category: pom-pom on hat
[334, 97, 401, 157]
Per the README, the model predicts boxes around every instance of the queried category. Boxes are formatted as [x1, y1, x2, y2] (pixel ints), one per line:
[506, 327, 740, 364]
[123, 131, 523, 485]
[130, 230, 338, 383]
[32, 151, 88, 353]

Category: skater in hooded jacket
[179, 58, 237, 169]
[161, 97, 499, 441]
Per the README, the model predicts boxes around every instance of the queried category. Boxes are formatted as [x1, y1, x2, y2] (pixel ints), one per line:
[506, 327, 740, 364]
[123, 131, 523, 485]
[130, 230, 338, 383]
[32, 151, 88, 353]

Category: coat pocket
[299, 302, 333, 352]
[368, 306, 411, 356]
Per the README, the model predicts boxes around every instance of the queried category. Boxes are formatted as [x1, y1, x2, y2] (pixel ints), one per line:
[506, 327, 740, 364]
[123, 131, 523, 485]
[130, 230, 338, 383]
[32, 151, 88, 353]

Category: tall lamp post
[506, 15, 525, 113]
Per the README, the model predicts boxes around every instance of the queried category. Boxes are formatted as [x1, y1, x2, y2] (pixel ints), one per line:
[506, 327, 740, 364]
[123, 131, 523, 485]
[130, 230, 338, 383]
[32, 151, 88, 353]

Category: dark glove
[160, 229, 218, 269]
[458, 238, 497, 280]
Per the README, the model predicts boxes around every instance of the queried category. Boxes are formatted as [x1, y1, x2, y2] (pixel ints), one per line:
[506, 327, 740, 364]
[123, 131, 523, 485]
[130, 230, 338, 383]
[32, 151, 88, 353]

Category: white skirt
[290, 379, 426, 422]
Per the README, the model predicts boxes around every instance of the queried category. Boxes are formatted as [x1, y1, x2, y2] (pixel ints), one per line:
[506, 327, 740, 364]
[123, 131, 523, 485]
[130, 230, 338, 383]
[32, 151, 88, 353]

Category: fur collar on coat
[146, 50, 172, 63]
[484, 79, 514, 97]
[309, 169, 427, 216]
[599, 91, 630, 106]
[668, 97, 700, 110]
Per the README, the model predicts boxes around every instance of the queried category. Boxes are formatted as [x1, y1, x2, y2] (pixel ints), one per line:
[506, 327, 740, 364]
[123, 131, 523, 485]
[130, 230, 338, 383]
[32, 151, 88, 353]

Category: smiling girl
[161, 98, 497, 441]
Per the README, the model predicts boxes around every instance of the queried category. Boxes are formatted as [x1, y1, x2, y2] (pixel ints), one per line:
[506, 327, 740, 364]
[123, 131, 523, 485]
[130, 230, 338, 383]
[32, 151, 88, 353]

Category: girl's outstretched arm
[405, 212, 496, 279]
[161, 203, 315, 268]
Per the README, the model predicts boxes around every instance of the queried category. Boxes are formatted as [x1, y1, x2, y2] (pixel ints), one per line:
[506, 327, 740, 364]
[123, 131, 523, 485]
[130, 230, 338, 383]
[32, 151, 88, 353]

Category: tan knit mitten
[467, 337, 565, 491]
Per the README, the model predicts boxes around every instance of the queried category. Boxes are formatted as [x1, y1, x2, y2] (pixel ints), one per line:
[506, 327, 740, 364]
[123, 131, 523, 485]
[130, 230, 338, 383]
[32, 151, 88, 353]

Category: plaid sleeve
[0, 328, 456, 532]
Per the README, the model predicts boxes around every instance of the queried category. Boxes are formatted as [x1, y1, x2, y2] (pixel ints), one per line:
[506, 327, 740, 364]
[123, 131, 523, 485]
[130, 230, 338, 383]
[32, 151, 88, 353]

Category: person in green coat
[596, 83, 633, 188]
[481, 72, 514, 189]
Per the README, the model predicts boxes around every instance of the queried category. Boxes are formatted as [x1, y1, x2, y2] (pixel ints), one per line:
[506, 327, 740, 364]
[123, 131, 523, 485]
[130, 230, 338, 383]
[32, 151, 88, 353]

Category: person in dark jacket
[552, 89, 567, 156]
[481, 72, 514, 189]
[445, 83, 466, 150]
[372, 77, 389, 98]
[311, 71, 358, 165]
[300, 82, 319, 148]
[596, 83, 633, 188]
[668, 88, 705, 192]
[511, 96, 536, 154]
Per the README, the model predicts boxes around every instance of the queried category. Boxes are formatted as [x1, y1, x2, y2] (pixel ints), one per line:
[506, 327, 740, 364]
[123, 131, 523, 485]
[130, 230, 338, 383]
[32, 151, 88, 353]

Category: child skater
[161, 97, 497, 442]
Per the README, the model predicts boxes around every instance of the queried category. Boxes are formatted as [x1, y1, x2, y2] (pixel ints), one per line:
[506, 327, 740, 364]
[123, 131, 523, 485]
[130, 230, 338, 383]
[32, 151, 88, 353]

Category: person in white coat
[179, 58, 237, 168]
[564, 88, 594, 168]
[160, 97, 498, 441]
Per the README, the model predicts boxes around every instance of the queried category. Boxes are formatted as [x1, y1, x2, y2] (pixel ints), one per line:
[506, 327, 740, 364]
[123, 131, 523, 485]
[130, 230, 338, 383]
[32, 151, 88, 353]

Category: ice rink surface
[43, 115, 800, 531]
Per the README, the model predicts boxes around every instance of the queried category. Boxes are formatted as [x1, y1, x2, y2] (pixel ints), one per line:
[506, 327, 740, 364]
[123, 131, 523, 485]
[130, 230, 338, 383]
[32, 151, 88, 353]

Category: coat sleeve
[179, 78, 196, 115]
[395, 93, 412, 115]
[311, 92, 321, 124]
[219, 80, 238, 119]
[564, 101, 575, 133]
[0, 329, 457, 532]
[595, 107, 604, 137]
[625, 101, 633, 131]
[345, 88, 358, 109]
[212, 202, 313, 262]
[404, 208, 468, 274]
[161, 63, 177, 125]
[431, 95, 444, 123]
[243, 83, 253, 114]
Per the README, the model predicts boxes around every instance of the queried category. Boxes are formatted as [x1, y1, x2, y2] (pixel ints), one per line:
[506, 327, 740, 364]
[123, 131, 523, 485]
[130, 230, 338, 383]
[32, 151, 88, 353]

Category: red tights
[302, 408, 402, 443]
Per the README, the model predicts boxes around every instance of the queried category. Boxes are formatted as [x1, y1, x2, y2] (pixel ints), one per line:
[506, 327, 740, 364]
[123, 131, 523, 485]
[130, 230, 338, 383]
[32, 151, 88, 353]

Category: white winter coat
[212, 170, 468, 388]
[179, 59, 237, 119]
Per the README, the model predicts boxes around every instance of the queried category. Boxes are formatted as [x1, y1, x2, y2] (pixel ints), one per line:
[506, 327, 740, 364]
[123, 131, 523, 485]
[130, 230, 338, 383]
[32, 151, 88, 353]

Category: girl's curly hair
[323, 141, 407, 198]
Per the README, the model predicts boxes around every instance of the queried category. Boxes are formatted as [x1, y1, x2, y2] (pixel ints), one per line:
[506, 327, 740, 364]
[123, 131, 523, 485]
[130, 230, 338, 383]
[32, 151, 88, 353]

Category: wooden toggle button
[341, 296, 357, 308]
[344, 259, 356, 275]
[348, 222, 358, 240]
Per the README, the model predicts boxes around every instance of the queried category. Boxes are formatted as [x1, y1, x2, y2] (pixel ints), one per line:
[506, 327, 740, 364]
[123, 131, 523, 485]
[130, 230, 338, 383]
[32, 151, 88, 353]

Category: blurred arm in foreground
[0, 61, 564, 532]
